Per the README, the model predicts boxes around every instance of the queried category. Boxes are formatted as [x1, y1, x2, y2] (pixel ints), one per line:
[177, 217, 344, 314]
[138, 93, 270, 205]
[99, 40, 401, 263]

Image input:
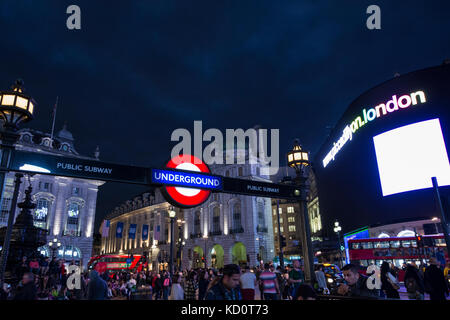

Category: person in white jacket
[169, 274, 184, 300]
[315, 265, 329, 294]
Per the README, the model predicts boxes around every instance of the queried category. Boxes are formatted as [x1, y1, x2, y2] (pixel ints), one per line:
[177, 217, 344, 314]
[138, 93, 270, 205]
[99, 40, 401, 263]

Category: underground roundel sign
[160, 155, 214, 208]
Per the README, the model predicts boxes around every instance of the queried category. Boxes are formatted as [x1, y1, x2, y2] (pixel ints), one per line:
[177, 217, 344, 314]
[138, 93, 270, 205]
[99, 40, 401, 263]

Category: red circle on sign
[163, 155, 211, 208]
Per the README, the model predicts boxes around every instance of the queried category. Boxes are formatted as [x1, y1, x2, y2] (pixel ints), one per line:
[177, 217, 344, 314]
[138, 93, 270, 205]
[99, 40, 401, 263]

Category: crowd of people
[1, 254, 448, 301]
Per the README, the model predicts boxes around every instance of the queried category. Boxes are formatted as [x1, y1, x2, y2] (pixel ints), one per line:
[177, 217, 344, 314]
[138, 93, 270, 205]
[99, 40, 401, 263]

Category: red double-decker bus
[348, 235, 448, 281]
[87, 254, 147, 275]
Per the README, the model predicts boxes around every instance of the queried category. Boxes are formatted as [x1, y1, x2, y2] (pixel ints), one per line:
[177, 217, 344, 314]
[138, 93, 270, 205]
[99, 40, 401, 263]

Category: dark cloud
[1, 0, 450, 231]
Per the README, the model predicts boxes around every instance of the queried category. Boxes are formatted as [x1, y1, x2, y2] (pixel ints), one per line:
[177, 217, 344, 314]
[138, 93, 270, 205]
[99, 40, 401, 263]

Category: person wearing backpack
[162, 271, 171, 300]
[404, 263, 425, 300]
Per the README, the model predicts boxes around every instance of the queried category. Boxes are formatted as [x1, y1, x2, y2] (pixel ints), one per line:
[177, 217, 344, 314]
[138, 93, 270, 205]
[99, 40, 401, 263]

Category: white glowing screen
[373, 118, 450, 196]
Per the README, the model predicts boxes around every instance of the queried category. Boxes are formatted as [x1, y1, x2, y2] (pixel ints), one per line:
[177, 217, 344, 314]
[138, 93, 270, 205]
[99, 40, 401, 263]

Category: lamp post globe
[286, 139, 315, 285]
[0, 79, 36, 130]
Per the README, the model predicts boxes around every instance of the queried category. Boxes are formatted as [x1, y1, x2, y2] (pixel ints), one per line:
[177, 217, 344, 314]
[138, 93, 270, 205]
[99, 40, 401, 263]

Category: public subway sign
[322, 90, 427, 168]
[156, 154, 215, 208]
[9, 150, 150, 185]
[8, 150, 302, 204]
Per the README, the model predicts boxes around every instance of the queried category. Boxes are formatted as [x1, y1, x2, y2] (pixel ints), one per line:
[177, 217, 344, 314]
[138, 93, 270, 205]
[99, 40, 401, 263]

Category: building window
[0, 177, 14, 225]
[280, 226, 284, 233]
[72, 187, 81, 196]
[273, 209, 276, 216]
[287, 206, 294, 213]
[279, 217, 283, 224]
[232, 203, 242, 231]
[288, 217, 295, 223]
[278, 207, 282, 214]
[212, 206, 220, 234]
[39, 182, 52, 192]
[226, 171, 230, 177]
[34, 198, 49, 229]
[65, 202, 80, 236]
[289, 225, 296, 232]
[238, 167, 243, 176]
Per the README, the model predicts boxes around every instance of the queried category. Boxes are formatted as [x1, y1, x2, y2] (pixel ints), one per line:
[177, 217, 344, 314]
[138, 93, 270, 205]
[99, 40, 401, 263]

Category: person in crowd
[424, 257, 449, 301]
[404, 263, 425, 300]
[444, 261, 450, 279]
[40, 257, 50, 276]
[13, 272, 37, 300]
[16, 256, 29, 281]
[380, 261, 400, 299]
[169, 274, 184, 300]
[240, 265, 257, 300]
[29, 257, 40, 275]
[48, 258, 58, 277]
[337, 264, 379, 298]
[198, 270, 210, 300]
[281, 271, 291, 300]
[259, 263, 280, 300]
[162, 271, 171, 300]
[315, 265, 329, 294]
[205, 264, 242, 300]
[152, 273, 162, 300]
[86, 269, 108, 300]
[294, 284, 317, 300]
[288, 260, 304, 298]
[184, 270, 199, 300]
[1, 283, 12, 300]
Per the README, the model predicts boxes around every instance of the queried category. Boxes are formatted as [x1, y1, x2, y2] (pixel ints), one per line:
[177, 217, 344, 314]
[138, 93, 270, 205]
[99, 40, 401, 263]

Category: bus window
[351, 242, 361, 249]
[361, 242, 373, 249]
[435, 238, 445, 246]
[361, 260, 368, 267]
[390, 241, 400, 248]
[379, 241, 389, 248]
[411, 240, 418, 248]
[401, 240, 411, 248]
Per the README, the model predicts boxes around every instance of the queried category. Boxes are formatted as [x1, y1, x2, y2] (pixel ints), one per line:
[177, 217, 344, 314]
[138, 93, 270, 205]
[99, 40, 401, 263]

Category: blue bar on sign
[151, 169, 223, 190]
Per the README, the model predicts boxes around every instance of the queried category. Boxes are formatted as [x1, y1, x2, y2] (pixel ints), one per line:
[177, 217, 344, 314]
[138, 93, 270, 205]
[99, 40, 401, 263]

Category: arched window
[212, 206, 221, 234]
[34, 198, 49, 229]
[65, 202, 80, 236]
[194, 211, 201, 235]
[378, 232, 390, 238]
[397, 230, 415, 237]
[232, 203, 242, 231]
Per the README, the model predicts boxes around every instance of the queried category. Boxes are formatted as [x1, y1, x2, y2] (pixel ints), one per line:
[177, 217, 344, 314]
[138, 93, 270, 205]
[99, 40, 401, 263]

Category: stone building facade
[0, 125, 104, 270]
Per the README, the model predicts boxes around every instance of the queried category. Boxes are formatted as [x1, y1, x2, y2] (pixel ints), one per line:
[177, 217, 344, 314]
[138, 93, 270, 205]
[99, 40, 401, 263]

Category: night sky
[1, 1, 450, 232]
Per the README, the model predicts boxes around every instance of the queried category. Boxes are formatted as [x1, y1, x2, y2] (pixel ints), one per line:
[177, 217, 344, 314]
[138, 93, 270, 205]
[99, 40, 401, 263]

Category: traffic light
[416, 235, 424, 247]
[280, 235, 287, 248]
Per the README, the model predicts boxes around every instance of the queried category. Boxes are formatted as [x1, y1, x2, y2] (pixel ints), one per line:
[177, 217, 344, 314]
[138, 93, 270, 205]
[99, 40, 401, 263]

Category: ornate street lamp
[334, 221, 343, 268]
[287, 139, 315, 284]
[168, 206, 176, 275]
[0, 80, 37, 288]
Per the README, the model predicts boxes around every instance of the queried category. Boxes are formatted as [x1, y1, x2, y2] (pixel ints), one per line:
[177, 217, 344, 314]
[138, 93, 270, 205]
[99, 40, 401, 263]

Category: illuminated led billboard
[314, 64, 450, 234]
[373, 118, 450, 196]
